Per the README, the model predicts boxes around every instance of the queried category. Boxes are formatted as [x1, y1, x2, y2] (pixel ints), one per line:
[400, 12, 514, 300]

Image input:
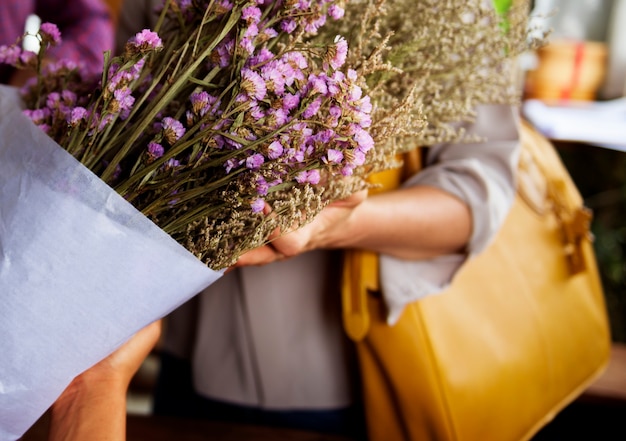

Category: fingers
[235, 245, 285, 267]
[330, 189, 368, 207]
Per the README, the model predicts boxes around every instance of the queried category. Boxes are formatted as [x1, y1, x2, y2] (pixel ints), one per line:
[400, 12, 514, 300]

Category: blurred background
[521, 1, 626, 439]
[523, 0, 626, 343]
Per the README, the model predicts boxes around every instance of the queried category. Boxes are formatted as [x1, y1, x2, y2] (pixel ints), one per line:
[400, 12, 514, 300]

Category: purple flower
[0, 45, 21, 65]
[341, 164, 355, 176]
[246, 153, 265, 170]
[19, 50, 36, 65]
[255, 177, 269, 196]
[147, 141, 165, 159]
[285, 51, 308, 70]
[282, 93, 300, 112]
[247, 104, 263, 120]
[164, 158, 180, 169]
[39, 22, 62, 46]
[315, 129, 335, 144]
[251, 198, 265, 213]
[111, 163, 122, 181]
[67, 107, 88, 126]
[23, 108, 50, 124]
[306, 74, 328, 96]
[349, 83, 363, 101]
[327, 105, 342, 126]
[261, 62, 286, 94]
[46, 92, 61, 109]
[267, 108, 289, 127]
[352, 109, 372, 128]
[328, 5, 345, 20]
[304, 14, 326, 34]
[214, 38, 234, 68]
[97, 113, 115, 132]
[350, 149, 365, 165]
[303, 97, 323, 118]
[328, 36, 348, 70]
[248, 47, 274, 66]
[224, 158, 243, 173]
[242, 6, 262, 24]
[295, 169, 321, 185]
[240, 68, 267, 101]
[239, 37, 256, 55]
[354, 128, 374, 152]
[326, 148, 343, 164]
[113, 87, 135, 115]
[190, 91, 212, 116]
[280, 19, 297, 34]
[355, 95, 373, 113]
[42, 59, 82, 76]
[161, 117, 186, 144]
[128, 29, 163, 53]
[261, 27, 278, 41]
[216, 0, 234, 15]
[267, 140, 284, 159]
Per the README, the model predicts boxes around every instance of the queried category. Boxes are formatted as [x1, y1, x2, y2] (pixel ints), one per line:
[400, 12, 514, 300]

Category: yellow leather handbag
[342, 120, 611, 441]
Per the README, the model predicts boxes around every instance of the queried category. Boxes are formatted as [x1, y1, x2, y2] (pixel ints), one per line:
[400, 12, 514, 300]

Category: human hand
[48, 320, 161, 441]
[235, 190, 367, 267]
[77, 319, 162, 390]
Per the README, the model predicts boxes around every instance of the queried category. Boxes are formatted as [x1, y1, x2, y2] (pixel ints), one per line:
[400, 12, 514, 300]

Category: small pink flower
[0, 45, 21, 65]
[251, 198, 265, 213]
[326, 149, 344, 164]
[328, 5, 345, 20]
[161, 117, 186, 144]
[39, 23, 62, 46]
[267, 141, 284, 159]
[67, 107, 88, 126]
[240, 68, 267, 101]
[147, 142, 164, 160]
[128, 29, 163, 53]
[295, 169, 321, 185]
[329, 36, 348, 70]
[246, 153, 265, 170]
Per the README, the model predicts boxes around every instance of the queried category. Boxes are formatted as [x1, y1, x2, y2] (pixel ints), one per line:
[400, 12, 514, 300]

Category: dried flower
[39, 23, 62, 46]
[2, 0, 540, 269]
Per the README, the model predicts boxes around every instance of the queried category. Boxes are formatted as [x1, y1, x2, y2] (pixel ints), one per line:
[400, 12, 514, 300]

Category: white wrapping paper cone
[0, 85, 222, 440]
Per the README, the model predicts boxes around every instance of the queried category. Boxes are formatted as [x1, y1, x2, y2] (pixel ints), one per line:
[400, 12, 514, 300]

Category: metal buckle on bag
[560, 205, 594, 275]
[549, 180, 594, 276]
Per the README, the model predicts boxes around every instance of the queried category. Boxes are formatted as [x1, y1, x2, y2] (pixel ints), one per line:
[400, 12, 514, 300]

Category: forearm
[48, 377, 127, 441]
[319, 185, 472, 260]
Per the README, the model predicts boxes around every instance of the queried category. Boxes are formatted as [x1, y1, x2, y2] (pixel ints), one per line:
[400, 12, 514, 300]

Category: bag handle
[342, 150, 423, 341]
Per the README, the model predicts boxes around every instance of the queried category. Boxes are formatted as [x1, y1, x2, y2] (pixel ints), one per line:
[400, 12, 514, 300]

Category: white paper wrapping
[0, 85, 222, 440]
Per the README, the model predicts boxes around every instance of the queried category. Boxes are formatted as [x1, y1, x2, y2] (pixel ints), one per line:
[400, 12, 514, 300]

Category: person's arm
[236, 103, 519, 266]
[48, 320, 161, 441]
[237, 184, 471, 266]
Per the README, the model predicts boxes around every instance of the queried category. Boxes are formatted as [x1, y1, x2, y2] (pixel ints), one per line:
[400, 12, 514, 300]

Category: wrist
[49, 375, 127, 441]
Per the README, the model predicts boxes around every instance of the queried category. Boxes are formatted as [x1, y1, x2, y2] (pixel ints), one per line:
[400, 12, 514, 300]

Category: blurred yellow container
[525, 40, 608, 102]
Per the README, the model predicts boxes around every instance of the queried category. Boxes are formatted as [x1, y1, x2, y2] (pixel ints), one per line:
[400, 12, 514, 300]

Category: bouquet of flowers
[0, 0, 540, 438]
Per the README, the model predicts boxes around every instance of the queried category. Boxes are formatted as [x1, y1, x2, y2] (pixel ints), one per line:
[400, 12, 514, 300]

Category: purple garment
[0, 0, 113, 83]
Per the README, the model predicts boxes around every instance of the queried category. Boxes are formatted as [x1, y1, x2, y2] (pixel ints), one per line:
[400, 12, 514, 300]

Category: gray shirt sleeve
[380, 103, 521, 324]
